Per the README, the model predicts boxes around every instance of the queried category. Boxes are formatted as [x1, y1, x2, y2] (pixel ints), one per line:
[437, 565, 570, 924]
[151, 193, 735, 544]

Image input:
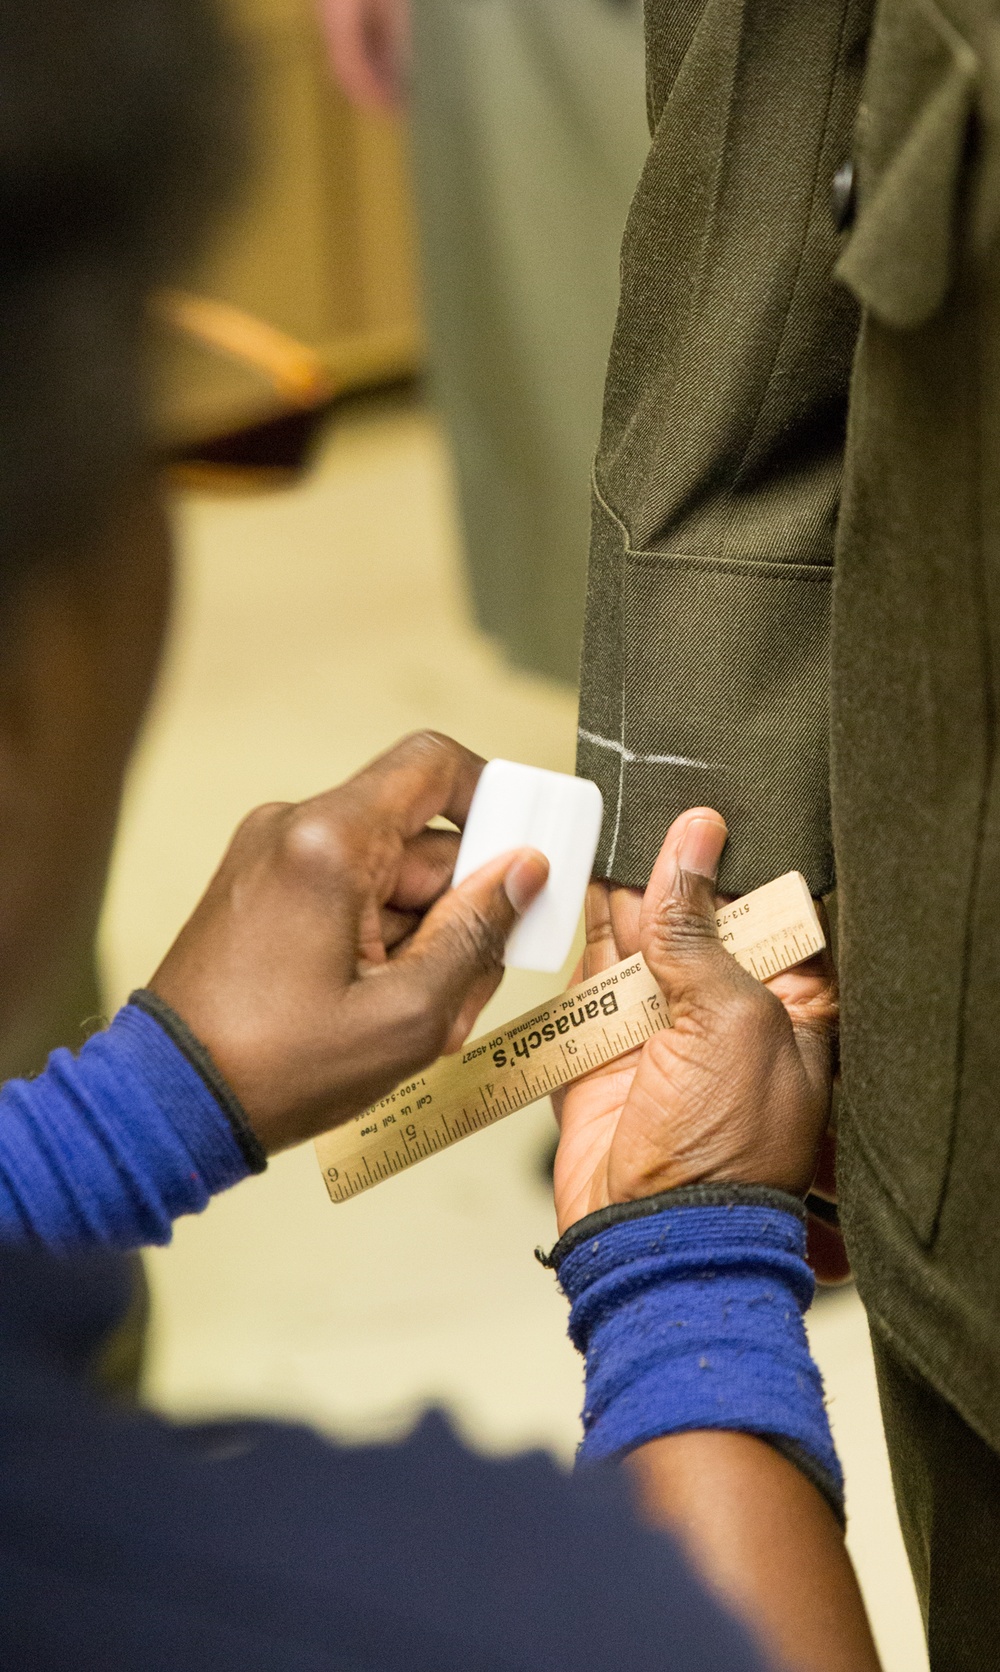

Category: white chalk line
[577, 728, 713, 772]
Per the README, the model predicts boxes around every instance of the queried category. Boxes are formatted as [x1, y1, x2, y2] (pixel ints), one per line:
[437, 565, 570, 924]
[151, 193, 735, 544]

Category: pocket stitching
[593, 470, 835, 583]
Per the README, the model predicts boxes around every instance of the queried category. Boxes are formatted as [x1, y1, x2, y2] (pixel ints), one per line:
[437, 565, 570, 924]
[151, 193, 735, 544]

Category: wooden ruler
[315, 871, 824, 1204]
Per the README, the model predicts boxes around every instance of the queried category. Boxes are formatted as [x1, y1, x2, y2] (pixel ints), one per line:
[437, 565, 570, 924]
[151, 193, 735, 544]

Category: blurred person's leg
[0, 498, 175, 1403]
[871, 1329, 1000, 1671]
[410, 0, 648, 686]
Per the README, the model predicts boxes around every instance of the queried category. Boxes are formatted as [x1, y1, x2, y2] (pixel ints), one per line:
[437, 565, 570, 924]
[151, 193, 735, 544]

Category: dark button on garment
[830, 158, 856, 232]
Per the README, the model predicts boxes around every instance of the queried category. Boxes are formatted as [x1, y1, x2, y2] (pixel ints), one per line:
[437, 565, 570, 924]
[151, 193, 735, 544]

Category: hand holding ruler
[315, 870, 825, 1205]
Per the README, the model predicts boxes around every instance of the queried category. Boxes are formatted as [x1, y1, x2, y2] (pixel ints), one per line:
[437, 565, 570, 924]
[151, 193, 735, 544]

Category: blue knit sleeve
[0, 1003, 259, 1248]
[549, 1190, 844, 1521]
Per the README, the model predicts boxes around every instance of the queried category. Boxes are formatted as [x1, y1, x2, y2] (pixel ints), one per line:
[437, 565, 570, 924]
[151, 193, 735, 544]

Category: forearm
[547, 1189, 880, 1672]
[628, 1432, 878, 1672]
[0, 995, 262, 1247]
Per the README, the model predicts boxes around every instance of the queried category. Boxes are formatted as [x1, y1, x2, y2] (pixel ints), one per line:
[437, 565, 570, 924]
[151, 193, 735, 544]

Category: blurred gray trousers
[409, 0, 648, 685]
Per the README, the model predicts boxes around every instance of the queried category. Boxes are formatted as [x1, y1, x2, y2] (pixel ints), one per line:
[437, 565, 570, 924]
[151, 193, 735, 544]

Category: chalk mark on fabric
[577, 729, 713, 772]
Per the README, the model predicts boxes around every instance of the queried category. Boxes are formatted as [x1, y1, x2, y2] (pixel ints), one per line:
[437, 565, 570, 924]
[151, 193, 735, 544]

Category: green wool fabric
[578, 0, 870, 897]
[580, 0, 1000, 1637]
[873, 1328, 1000, 1671]
[833, 0, 1000, 1488]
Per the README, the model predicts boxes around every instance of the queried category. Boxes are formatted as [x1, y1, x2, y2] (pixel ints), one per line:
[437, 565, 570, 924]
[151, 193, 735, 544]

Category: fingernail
[676, 817, 727, 882]
[504, 851, 549, 915]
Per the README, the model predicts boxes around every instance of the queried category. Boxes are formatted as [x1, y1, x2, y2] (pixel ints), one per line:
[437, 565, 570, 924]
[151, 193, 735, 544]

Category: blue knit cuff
[554, 1199, 844, 1521]
[0, 1004, 256, 1247]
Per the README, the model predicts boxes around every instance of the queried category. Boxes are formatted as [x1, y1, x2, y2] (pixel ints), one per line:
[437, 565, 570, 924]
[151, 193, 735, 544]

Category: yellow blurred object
[156, 0, 423, 458]
[158, 291, 333, 410]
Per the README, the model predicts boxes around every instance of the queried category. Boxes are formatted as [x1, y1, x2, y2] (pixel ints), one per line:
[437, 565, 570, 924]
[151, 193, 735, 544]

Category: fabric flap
[836, 0, 978, 329]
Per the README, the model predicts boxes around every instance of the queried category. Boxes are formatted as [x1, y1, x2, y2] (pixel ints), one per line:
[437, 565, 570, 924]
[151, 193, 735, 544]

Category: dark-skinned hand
[552, 807, 838, 1235]
[150, 731, 547, 1154]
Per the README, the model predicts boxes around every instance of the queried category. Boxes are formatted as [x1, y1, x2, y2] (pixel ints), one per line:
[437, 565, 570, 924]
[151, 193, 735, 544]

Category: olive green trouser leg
[872, 1329, 1000, 1672]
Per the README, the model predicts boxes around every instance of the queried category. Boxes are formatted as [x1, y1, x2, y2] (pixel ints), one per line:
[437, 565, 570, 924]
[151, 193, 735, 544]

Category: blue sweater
[0, 999, 257, 1247]
[0, 1243, 771, 1672]
[0, 999, 834, 1669]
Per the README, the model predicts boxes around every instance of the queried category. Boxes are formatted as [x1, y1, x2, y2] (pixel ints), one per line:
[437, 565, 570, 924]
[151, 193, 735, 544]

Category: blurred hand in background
[320, 0, 411, 108]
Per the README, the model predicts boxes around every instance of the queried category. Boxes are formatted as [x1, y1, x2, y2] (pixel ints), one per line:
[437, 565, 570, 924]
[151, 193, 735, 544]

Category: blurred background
[101, 1, 927, 1665]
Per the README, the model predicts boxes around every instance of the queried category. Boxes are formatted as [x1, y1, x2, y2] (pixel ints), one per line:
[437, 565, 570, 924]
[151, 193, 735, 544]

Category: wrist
[547, 1181, 805, 1262]
[129, 989, 267, 1172]
[540, 1187, 844, 1523]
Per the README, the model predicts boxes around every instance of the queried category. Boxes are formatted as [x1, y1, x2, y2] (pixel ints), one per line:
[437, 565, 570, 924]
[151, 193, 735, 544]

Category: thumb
[390, 847, 549, 1052]
[639, 810, 732, 1010]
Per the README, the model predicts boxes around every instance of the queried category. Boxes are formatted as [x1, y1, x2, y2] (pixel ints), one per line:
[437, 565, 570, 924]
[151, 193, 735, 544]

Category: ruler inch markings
[316, 870, 824, 1203]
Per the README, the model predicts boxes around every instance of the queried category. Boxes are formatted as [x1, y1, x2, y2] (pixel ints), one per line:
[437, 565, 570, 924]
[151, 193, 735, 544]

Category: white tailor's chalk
[452, 759, 603, 973]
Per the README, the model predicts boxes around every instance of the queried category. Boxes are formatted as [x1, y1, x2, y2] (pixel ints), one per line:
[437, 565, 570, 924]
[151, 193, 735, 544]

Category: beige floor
[101, 392, 927, 1671]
